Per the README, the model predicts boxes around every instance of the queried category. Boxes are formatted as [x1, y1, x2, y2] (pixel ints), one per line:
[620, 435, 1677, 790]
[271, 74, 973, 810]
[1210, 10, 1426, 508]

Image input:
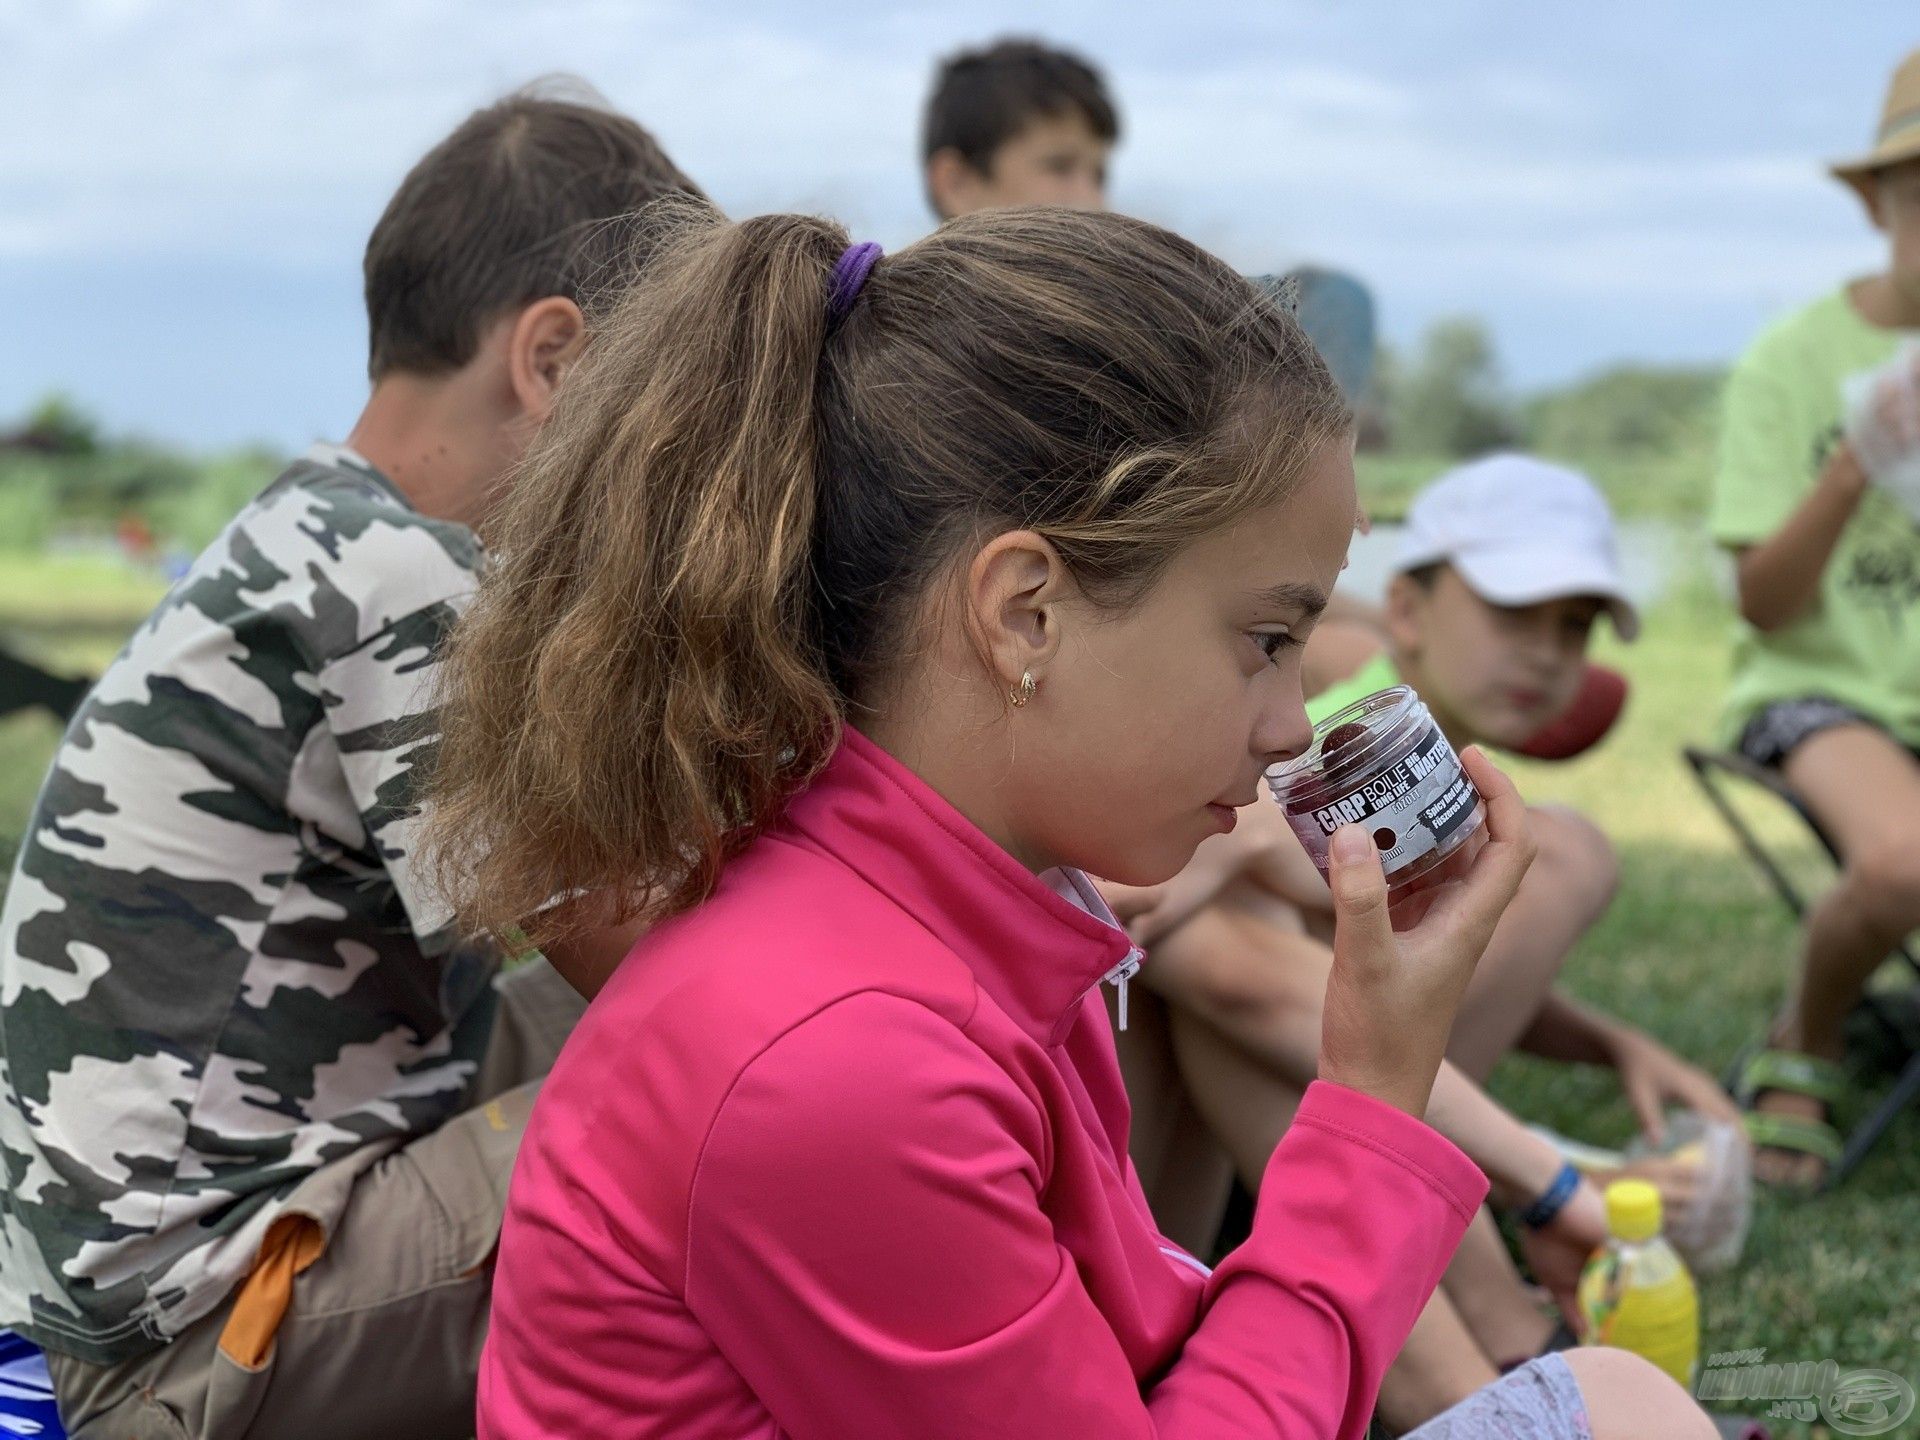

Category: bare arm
[1421, 1061, 1568, 1205]
[1519, 992, 1741, 1140]
[1515, 990, 1617, 1065]
[1733, 443, 1867, 631]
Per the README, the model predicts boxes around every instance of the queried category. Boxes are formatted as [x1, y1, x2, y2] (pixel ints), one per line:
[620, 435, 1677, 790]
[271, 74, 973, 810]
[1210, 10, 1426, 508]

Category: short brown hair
[363, 81, 703, 380]
[426, 202, 1348, 948]
[921, 38, 1119, 172]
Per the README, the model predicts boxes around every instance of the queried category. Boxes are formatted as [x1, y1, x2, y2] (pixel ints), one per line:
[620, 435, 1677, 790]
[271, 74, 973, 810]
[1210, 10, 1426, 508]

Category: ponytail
[428, 203, 850, 947]
[429, 202, 1348, 948]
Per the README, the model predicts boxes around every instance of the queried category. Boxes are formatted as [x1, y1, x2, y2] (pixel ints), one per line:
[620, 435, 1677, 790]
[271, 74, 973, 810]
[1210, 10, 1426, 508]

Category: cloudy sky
[2, 0, 1914, 450]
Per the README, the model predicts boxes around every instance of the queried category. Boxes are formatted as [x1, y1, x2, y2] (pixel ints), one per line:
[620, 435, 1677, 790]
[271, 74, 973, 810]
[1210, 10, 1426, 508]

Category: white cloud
[0, 0, 1911, 440]
[0, 2, 1859, 259]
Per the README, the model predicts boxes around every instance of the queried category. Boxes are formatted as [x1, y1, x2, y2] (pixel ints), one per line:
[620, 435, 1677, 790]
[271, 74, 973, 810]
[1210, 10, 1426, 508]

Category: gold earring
[1009, 671, 1036, 708]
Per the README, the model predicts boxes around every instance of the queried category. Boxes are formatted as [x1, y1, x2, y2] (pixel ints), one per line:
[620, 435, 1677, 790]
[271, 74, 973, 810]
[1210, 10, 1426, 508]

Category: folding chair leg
[1830, 1052, 1920, 1188]
[1686, 750, 1920, 1181]
[1857, 989, 1916, 1057]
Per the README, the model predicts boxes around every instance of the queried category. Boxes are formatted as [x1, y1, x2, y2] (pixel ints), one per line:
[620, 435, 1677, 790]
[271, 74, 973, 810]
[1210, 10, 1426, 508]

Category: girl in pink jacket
[429, 205, 1712, 1439]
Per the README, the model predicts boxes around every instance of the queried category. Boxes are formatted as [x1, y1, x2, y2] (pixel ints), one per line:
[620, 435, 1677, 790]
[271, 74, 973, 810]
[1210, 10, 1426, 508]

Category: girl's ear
[962, 529, 1073, 695]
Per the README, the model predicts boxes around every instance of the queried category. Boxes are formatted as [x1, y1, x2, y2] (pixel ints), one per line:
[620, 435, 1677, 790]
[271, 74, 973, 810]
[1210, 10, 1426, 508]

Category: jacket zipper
[1104, 948, 1144, 1031]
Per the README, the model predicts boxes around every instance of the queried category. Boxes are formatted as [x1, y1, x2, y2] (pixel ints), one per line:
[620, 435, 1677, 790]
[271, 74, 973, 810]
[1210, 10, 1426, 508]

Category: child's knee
[1560, 1348, 1715, 1440]
[1528, 806, 1620, 910]
[1842, 834, 1920, 936]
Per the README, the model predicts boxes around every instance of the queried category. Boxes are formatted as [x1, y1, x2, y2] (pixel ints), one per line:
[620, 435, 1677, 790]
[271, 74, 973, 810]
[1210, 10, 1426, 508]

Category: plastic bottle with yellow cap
[1576, 1179, 1700, 1386]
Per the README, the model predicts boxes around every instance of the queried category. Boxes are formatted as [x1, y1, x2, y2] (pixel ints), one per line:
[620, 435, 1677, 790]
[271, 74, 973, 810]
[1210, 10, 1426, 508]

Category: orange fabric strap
[217, 1213, 326, 1368]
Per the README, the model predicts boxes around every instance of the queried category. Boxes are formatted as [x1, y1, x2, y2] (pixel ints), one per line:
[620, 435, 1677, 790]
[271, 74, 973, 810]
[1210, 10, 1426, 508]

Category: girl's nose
[1257, 690, 1315, 767]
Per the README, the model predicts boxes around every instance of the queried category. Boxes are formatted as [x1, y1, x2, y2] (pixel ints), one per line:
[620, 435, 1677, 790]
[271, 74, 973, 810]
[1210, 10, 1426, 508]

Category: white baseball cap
[1393, 453, 1639, 640]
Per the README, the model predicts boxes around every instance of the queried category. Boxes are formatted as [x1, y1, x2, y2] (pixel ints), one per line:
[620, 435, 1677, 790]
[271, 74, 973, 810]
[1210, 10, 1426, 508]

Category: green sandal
[1733, 1049, 1845, 1190]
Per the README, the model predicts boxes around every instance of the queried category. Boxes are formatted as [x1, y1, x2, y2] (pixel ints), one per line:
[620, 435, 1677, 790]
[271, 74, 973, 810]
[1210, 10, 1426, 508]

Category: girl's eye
[1253, 631, 1300, 663]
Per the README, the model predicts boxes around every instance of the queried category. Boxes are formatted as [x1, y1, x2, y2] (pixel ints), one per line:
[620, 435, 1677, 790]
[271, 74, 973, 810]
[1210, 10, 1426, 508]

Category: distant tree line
[0, 338, 1728, 557]
[1376, 316, 1722, 465]
[0, 397, 278, 555]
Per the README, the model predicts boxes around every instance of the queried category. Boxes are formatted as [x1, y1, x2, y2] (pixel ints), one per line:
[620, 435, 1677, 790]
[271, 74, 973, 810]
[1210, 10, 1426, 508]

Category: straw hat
[1832, 48, 1920, 203]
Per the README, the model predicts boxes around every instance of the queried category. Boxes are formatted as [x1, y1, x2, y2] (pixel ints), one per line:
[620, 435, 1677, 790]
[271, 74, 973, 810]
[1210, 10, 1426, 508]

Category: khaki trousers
[48, 958, 587, 1440]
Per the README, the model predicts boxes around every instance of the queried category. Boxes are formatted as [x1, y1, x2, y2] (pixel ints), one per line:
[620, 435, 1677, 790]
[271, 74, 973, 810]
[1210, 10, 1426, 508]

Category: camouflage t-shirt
[0, 445, 497, 1362]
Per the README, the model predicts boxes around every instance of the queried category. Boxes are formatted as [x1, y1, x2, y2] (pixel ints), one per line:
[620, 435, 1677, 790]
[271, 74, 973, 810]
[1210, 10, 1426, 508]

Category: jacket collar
[776, 727, 1138, 1048]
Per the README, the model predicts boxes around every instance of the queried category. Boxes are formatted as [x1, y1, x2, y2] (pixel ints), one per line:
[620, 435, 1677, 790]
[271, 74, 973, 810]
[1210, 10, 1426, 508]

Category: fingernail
[1332, 827, 1370, 865]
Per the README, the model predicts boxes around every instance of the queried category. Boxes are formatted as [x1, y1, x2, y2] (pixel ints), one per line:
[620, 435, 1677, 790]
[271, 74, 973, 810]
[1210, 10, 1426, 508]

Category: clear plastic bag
[1530, 1111, 1752, 1275]
[1621, 1112, 1752, 1276]
[1842, 342, 1920, 521]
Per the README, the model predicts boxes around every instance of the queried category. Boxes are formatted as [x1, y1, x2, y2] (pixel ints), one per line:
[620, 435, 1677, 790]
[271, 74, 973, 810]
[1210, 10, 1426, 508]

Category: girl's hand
[1319, 747, 1535, 1117]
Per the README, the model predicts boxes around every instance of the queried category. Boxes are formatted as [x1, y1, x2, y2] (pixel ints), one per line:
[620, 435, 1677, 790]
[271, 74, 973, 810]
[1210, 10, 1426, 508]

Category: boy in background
[1712, 47, 1920, 1188]
[0, 85, 701, 1438]
[920, 37, 1393, 411]
[921, 37, 1118, 220]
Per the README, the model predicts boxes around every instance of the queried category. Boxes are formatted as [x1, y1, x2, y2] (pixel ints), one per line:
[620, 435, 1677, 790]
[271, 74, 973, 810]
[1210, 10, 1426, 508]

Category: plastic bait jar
[1265, 685, 1487, 908]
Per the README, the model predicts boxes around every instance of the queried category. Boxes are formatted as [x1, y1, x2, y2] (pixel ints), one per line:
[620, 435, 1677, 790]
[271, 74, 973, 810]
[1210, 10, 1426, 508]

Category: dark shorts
[1735, 696, 1897, 770]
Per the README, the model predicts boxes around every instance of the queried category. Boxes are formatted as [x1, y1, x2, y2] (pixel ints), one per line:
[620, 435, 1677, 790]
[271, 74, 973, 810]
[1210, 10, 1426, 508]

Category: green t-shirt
[1307, 650, 1402, 727]
[1710, 289, 1920, 745]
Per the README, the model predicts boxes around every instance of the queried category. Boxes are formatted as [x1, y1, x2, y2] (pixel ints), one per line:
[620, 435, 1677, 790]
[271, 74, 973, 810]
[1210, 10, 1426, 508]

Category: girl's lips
[1508, 687, 1549, 711]
[1206, 803, 1239, 833]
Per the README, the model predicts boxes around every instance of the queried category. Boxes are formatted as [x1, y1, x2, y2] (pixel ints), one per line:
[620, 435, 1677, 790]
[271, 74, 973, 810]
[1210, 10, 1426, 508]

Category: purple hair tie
[826, 241, 883, 328]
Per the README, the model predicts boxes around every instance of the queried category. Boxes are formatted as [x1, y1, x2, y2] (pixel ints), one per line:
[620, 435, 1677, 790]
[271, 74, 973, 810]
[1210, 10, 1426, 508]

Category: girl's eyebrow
[1252, 582, 1328, 619]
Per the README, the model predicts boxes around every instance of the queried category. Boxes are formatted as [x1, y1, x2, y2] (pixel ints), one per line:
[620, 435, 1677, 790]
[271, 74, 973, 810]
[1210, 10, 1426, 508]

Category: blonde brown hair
[426, 201, 1349, 948]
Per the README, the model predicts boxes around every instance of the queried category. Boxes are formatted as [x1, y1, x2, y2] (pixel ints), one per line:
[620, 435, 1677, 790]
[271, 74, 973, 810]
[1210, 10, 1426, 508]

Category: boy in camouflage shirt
[0, 84, 700, 1438]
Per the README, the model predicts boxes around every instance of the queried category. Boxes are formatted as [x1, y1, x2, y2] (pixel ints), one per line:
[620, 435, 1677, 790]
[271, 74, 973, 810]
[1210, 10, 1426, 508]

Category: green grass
[0, 711, 62, 878]
[0, 554, 166, 712]
[0, 557, 1913, 1436]
[1485, 596, 1920, 1437]
[0, 554, 158, 875]
[0, 551, 167, 632]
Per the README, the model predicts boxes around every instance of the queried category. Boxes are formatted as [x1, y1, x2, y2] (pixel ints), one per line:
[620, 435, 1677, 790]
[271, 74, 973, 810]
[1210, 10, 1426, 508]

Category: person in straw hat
[1712, 47, 1920, 1189]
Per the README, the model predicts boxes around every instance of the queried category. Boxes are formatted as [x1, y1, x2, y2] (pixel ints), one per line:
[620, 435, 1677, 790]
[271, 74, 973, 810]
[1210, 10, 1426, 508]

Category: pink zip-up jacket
[479, 728, 1489, 1438]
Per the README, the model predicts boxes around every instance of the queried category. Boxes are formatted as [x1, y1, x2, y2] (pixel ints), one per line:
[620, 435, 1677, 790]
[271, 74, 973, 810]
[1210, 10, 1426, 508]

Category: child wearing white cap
[1312, 452, 1638, 749]
[1301, 455, 1729, 1105]
[1099, 453, 1741, 1432]
[1711, 46, 1920, 1189]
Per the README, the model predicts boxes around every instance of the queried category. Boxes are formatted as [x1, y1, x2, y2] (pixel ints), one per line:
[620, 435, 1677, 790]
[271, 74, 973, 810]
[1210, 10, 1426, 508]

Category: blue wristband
[1518, 1161, 1582, 1230]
